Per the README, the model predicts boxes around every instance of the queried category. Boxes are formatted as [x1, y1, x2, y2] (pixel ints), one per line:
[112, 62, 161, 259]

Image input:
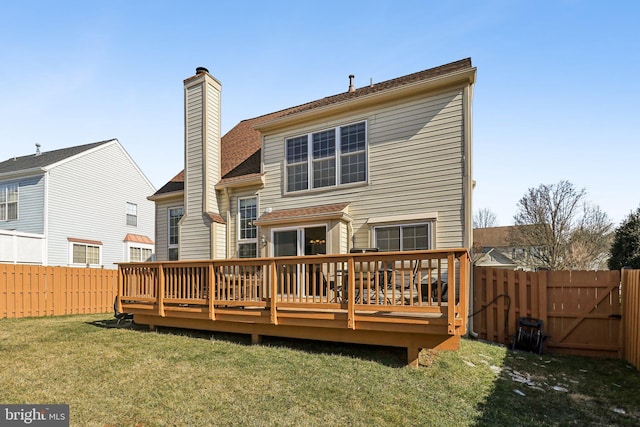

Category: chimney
[348, 75, 355, 93]
[180, 66, 222, 260]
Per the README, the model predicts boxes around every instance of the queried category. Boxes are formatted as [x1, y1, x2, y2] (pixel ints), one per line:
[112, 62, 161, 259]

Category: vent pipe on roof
[196, 66, 209, 75]
[348, 75, 355, 93]
[35, 143, 41, 156]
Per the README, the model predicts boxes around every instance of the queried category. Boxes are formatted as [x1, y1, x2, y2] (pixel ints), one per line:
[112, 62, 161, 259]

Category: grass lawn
[0, 314, 638, 426]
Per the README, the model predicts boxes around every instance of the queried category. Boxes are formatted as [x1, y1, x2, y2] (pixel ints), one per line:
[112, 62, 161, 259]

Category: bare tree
[473, 208, 498, 228]
[509, 181, 613, 270]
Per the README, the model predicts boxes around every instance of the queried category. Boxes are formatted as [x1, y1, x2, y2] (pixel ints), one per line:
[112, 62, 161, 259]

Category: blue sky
[0, 1, 638, 226]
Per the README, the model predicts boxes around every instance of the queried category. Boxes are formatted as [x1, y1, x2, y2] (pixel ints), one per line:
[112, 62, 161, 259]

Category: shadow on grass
[471, 345, 640, 427]
[85, 318, 407, 367]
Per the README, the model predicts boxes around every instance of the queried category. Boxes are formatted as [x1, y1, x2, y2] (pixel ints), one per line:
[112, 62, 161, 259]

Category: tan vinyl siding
[261, 87, 466, 251]
[205, 81, 221, 213]
[182, 82, 210, 260]
[154, 197, 182, 262]
[214, 223, 226, 259]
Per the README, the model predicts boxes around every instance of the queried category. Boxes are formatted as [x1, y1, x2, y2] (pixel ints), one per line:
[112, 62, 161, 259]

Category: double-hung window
[375, 223, 431, 252]
[126, 202, 137, 226]
[168, 206, 183, 260]
[286, 121, 366, 192]
[0, 183, 18, 221]
[238, 197, 258, 258]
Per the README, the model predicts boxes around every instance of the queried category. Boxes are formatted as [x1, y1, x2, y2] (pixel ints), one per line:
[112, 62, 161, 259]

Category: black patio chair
[113, 296, 133, 325]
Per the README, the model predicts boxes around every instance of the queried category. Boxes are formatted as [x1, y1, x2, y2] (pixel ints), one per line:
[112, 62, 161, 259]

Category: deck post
[251, 333, 262, 345]
[208, 263, 215, 320]
[407, 345, 420, 368]
[447, 253, 456, 335]
[347, 257, 355, 330]
[117, 266, 124, 314]
[270, 260, 278, 325]
[157, 264, 165, 317]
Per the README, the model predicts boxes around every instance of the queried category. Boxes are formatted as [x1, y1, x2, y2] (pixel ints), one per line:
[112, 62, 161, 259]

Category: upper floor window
[168, 206, 183, 261]
[126, 202, 137, 226]
[286, 121, 366, 193]
[0, 183, 18, 221]
[238, 197, 258, 258]
[374, 223, 431, 252]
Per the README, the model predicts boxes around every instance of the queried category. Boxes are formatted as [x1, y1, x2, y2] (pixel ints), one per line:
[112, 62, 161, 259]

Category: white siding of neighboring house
[46, 142, 155, 268]
[260, 87, 467, 251]
[153, 196, 182, 262]
[0, 174, 45, 235]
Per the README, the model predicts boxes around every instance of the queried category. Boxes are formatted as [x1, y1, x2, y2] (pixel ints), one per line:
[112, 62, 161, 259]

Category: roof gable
[0, 140, 115, 175]
[153, 58, 473, 196]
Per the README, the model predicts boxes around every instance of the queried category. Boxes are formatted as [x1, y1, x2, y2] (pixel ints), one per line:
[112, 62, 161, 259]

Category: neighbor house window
[375, 223, 431, 251]
[168, 206, 183, 260]
[286, 121, 366, 192]
[238, 197, 257, 258]
[0, 183, 18, 221]
[126, 202, 137, 226]
[70, 242, 101, 266]
[130, 246, 153, 262]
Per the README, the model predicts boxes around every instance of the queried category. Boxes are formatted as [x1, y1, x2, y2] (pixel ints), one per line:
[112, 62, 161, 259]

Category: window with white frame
[286, 121, 366, 192]
[129, 246, 153, 262]
[238, 196, 257, 258]
[168, 206, 183, 260]
[72, 243, 101, 265]
[0, 183, 18, 221]
[374, 223, 431, 252]
[126, 202, 137, 226]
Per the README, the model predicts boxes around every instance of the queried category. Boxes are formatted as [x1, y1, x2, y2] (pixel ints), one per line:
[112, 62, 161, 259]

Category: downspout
[463, 82, 479, 338]
[224, 187, 231, 259]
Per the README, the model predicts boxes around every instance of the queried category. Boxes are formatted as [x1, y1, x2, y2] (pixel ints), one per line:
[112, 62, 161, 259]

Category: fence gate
[473, 268, 622, 358]
[545, 270, 621, 358]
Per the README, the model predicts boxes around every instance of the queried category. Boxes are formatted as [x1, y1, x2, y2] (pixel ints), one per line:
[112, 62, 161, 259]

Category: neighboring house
[150, 59, 476, 261]
[0, 139, 155, 267]
[473, 226, 538, 270]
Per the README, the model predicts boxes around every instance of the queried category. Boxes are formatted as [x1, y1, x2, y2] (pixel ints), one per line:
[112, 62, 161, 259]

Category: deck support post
[251, 333, 262, 345]
[407, 345, 420, 368]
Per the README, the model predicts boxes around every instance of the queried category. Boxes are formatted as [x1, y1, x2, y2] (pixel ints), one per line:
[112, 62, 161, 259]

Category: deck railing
[119, 249, 470, 335]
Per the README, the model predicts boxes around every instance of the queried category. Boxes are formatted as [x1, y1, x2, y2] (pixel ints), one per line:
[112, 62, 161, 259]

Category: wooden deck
[118, 249, 470, 366]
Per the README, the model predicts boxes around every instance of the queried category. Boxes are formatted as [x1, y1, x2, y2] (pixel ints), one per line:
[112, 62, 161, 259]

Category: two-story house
[150, 59, 476, 261]
[0, 139, 155, 267]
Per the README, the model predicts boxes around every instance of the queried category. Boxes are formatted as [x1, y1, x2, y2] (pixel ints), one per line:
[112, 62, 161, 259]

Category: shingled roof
[153, 58, 473, 196]
[0, 140, 114, 175]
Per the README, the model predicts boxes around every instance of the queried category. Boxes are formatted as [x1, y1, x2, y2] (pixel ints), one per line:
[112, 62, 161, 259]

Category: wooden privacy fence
[473, 266, 640, 368]
[623, 269, 640, 369]
[0, 264, 118, 318]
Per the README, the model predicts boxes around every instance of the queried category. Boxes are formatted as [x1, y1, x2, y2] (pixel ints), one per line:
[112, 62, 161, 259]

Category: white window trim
[167, 206, 183, 260]
[126, 202, 138, 227]
[0, 182, 19, 222]
[68, 241, 103, 267]
[284, 120, 368, 194]
[237, 196, 258, 257]
[125, 241, 154, 262]
[372, 221, 434, 251]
